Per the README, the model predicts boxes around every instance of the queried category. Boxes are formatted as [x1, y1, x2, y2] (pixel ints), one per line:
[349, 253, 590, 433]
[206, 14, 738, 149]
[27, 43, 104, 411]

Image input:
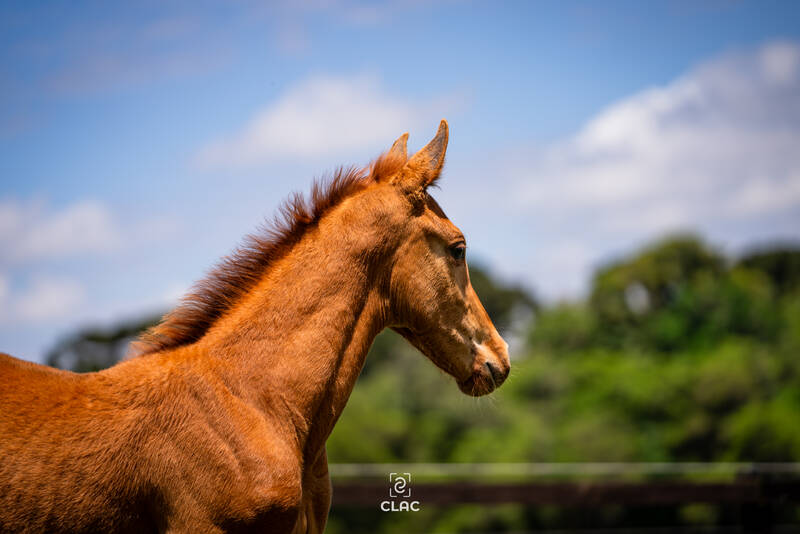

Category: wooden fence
[329, 463, 800, 532]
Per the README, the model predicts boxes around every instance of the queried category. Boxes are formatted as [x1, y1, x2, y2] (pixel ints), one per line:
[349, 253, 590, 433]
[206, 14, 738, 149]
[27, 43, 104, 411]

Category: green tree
[738, 247, 800, 294]
[590, 234, 726, 350]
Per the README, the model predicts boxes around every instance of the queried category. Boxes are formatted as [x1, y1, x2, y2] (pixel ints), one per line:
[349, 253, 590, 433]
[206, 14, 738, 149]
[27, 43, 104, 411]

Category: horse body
[1, 347, 321, 533]
[0, 121, 510, 533]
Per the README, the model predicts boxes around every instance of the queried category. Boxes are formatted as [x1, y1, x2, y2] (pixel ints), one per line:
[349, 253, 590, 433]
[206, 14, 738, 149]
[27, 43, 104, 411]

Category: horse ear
[388, 132, 409, 161]
[393, 119, 448, 192]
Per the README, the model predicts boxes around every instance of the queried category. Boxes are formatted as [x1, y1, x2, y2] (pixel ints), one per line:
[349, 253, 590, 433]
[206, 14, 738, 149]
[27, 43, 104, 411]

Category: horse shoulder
[123, 353, 304, 532]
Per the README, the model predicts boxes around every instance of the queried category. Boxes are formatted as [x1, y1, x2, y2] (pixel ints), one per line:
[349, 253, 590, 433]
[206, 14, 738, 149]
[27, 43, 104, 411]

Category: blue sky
[2, 0, 800, 362]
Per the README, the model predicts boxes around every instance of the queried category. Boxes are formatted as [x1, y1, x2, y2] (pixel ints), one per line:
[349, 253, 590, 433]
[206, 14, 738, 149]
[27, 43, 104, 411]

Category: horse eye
[449, 244, 466, 261]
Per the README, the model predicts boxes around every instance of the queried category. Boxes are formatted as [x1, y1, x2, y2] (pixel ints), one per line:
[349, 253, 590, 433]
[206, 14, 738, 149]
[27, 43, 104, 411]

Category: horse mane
[133, 151, 407, 356]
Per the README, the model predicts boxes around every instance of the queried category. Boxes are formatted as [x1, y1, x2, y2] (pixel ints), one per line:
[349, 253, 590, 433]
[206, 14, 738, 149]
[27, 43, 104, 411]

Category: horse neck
[200, 221, 389, 461]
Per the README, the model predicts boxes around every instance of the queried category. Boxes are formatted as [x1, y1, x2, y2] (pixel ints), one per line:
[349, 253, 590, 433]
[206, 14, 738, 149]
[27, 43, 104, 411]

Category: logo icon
[389, 472, 412, 498]
[381, 472, 420, 512]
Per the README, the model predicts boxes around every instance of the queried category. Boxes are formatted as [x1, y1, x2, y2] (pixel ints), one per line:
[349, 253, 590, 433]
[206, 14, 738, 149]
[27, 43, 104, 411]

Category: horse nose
[484, 360, 509, 387]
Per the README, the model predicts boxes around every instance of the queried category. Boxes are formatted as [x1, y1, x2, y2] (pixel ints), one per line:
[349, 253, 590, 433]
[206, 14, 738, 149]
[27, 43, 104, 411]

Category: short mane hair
[133, 151, 406, 356]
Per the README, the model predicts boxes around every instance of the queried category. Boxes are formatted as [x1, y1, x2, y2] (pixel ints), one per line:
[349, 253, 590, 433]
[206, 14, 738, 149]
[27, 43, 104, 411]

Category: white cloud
[0, 273, 8, 303]
[196, 74, 427, 169]
[499, 41, 800, 298]
[760, 41, 800, 85]
[0, 275, 85, 324]
[0, 199, 119, 264]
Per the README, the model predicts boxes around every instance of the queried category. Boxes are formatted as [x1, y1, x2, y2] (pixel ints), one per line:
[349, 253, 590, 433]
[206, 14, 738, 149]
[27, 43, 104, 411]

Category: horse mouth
[457, 366, 497, 397]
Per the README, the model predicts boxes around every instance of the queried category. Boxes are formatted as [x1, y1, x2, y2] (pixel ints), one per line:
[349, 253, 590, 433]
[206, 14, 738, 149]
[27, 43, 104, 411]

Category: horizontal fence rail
[330, 462, 800, 479]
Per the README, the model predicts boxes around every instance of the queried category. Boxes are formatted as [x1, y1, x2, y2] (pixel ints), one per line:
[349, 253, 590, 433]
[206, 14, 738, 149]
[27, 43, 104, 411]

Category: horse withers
[0, 120, 510, 533]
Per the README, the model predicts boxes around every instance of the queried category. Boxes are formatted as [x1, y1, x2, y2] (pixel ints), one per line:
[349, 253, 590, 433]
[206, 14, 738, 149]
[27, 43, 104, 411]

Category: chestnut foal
[0, 120, 509, 533]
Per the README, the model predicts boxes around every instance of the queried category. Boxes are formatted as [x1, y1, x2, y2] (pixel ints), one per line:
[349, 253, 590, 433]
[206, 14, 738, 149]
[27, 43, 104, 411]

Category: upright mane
[133, 151, 407, 356]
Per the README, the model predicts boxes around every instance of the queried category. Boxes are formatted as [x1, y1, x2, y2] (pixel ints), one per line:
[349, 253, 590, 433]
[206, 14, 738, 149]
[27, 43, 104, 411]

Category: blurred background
[2, 1, 800, 532]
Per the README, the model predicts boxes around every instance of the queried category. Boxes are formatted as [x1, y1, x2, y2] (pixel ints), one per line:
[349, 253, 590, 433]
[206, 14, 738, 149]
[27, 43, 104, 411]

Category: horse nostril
[484, 361, 506, 387]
